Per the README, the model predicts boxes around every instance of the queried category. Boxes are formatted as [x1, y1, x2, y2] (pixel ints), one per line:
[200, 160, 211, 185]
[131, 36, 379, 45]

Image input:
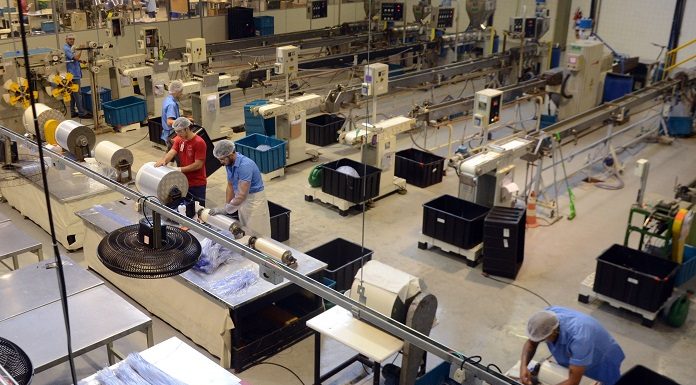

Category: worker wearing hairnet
[154, 117, 207, 205]
[209, 140, 271, 237]
[520, 307, 625, 385]
[63, 34, 92, 119]
[161, 80, 185, 144]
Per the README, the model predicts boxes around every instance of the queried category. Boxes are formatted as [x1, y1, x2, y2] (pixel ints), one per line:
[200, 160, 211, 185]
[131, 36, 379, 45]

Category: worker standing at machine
[146, 0, 157, 18]
[63, 34, 92, 119]
[209, 140, 271, 237]
[161, 80, 185, 145]
[154, 117, 207, 205]
[520, 307, 625, 385]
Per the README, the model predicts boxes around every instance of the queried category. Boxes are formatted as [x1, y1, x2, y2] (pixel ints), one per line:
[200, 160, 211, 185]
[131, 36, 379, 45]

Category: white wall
[675, 0, 695, 68]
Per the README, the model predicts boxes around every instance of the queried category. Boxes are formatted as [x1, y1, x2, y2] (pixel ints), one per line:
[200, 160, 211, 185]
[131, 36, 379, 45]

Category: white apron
[239, 190, 271, 237]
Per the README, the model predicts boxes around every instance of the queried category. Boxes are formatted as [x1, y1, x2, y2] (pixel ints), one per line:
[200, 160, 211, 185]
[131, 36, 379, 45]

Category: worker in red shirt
[155, 117, 208, 205]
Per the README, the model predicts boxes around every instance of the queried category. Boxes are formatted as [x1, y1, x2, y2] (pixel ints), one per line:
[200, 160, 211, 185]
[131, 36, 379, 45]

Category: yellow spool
[44, 119, 59, 145]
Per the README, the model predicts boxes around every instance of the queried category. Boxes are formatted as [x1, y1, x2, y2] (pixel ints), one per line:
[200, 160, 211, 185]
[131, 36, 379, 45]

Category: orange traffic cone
[527, 191, 539, 228]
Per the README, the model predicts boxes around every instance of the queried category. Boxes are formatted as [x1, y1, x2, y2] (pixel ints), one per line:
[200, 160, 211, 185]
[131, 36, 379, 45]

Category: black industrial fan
[97, 213, 202, 279]
[0, 337, 34, 385]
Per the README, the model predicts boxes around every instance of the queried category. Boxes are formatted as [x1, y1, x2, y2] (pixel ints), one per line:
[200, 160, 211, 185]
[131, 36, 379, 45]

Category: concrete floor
[1, 95, 695, 385]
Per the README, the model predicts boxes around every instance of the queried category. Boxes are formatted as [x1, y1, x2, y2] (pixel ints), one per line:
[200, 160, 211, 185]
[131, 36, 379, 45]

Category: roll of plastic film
[23, 103, 63, 139]
[55, 120, 95, 156]
[94, 141, 134, 168]
[135, 162, 189, 203]
[251, 238, 294, 266]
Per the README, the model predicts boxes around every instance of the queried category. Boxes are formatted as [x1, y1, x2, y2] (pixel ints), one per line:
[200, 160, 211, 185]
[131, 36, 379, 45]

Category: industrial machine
[508, 0, 551, 40]
[347, 260, 437, 385]
[138, 27, 161, 60]
[109, 54, 153, 99]
[145, 60, 170, 117]
[472, 88, 503, 142]
[94, 141, 134, 183]
[54, 120, 96, 162]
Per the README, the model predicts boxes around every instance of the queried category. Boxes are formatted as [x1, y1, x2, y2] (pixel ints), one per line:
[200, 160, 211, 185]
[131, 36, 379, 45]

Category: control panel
[381, 2, 404, 21]
[185, 38, 206, 64]
[275, 45, 299, 76]
[436, 8, 455, 28]
[473, 88, 503, 129]
[307, 0, 328, 19]
[361, 63, 389, 96]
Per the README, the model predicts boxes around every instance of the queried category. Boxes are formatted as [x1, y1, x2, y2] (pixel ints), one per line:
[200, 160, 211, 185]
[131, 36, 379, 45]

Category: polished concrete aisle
[1, 115, 695, 384]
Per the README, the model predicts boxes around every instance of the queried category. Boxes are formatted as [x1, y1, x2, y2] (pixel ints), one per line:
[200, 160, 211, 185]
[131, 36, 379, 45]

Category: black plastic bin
[395, 148, 445, 188]
[483, 207, 526, 279]
[593, 244, 679, 312]
[321, 158, 381, 204]
[148, 117, 165, 145]
[615, 365, 681, 385]
[422, 194, 490, 249]
[306, 114, 345, 146]
[305, 238, 373, 292]
[268, 201, 290, 242]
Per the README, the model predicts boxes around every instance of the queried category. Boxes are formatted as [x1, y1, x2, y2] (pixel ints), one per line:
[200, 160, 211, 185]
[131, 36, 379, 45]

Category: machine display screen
[381, 3, 404, 21]
[489, 96, 501, 124]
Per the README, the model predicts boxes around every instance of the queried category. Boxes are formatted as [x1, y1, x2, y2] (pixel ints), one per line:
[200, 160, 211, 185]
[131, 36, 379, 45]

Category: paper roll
[23, 103, 64, 140]
[198, 209, 245, 238]
[55, 120, 96, 157]
[94, 141, 134, 168]
[135, 162, 189, 203]
[250, 237, 295, 266]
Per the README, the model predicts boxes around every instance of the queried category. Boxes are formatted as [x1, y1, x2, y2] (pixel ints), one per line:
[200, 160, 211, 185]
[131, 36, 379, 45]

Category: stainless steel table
[0, 257, 102, 322]
[13, 161, 115, 203]
[76, 200, 327, 370]
[0, 285, 154, 372]
[0, 221, 43, 270]
[0, 210, 9, 223]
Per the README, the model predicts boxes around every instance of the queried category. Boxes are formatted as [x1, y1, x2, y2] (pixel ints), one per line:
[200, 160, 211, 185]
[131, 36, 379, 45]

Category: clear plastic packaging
[193, 238, 243, 274]
[125, 353, 188, 385]
[209, 267, 259, 297]
[113, 361, 150, 385]
[95, 368, 127, 385]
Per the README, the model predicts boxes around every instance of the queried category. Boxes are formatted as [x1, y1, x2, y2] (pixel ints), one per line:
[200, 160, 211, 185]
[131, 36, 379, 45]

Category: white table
[80, 337, 242, 385]
[0, 221, 43, 270]
[307, 306, 403, 385]
[0, 210, 9, 223]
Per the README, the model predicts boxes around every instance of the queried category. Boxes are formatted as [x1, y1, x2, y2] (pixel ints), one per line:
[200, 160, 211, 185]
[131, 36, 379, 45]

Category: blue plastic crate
[235, 133, 286, 174]
[244, 100, 275, 136]
[256, 26, 274, 36]
[80, 86, 112, 113]
[220, 92, 231, 107]
[675, 245, 696, 286]
[41, 21, 55, 33]
[254, 16, 274, 28]
[667, 117, 693, 136]
[102, 96, 147, 127]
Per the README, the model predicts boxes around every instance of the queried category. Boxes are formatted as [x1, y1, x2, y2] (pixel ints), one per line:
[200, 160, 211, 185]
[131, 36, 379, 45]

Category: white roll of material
[135, 162, 189, 203]
[22, 103, 64, 139]
[198, 208, 244, 237]
[349, 260, 423, 318]
[55, 120, 96, 156]
[94, 141, 134, 168]
[249, 237, 295, 266]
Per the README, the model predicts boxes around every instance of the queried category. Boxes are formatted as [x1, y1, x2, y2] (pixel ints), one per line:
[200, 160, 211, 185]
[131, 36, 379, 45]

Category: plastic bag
[125, 353, 188, 385]
[113, 361, 150, 385]
[193, 238, 238, 274]
[95, 368, 127, 385]
[209, 267, 259, 297]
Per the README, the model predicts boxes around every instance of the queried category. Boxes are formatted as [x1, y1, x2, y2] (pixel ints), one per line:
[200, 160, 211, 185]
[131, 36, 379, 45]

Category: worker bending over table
[210, 140, 271, 237]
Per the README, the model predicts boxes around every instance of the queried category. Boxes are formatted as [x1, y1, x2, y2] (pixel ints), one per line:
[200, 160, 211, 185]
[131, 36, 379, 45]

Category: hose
[560, 73, 573, 100]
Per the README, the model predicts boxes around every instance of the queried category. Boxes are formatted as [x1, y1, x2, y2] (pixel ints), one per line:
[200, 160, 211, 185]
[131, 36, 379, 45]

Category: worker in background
[161, 80, 185, 145]
[63, 34, 92, 119]
[209, 140, 271, 237]
[154, 117, 207, 205]
[146, 0, 157, 18]
[520, 307, 625, 385]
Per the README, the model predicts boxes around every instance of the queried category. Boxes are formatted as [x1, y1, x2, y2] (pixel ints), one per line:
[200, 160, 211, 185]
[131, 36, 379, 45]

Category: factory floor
[2, 102, 696, 385]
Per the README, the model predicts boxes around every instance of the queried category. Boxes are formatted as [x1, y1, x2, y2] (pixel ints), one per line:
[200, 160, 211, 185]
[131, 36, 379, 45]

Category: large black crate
[616, 365, 681, 385]
[228, 7, 255, 39]
[482, 207, 526, 279]
[268, 201, 290, 242]
[422, 194, 490, 249]
[306, 114, 345, 146]
[148, 117, 165, 145]
[395, 148, 445, 188]
[593, 244, 678, 312]
[321, 158, 381, 204]
[305, 238, 373, 292]
[172, 125, 222, 178]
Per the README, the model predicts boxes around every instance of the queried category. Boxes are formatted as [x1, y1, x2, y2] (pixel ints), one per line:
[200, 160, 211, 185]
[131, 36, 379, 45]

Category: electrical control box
[510, 16, 524, 33]
[473, 88, 503, 128]
[566, 53, 584, 71]
[381, 2, 404, 21]
[436, 8, 455, 28]
[185, 38, 207, 64]
[307, 0, 328, 19]
[275, 45, 299, 76]
[361, 63, 389, 96]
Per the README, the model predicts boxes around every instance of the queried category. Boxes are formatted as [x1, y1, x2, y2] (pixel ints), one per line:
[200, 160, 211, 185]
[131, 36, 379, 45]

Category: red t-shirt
[172, 134, 207, 187]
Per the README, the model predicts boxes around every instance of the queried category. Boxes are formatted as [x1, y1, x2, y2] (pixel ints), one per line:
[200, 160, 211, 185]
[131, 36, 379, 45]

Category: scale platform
[304, 186, 365, 216]
[261, 167, 284, 182]
[418, 234, 483, 267]
[577, 272, 670, 327]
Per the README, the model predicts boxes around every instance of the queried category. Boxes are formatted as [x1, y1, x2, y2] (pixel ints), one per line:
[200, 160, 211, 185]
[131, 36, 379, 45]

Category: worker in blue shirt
[210, 140, 271, 237]
[63, 34, 92, 119]
[161, 80, 184, 144]
[146, 0, 157, 18]
[520, 306, 625, 385]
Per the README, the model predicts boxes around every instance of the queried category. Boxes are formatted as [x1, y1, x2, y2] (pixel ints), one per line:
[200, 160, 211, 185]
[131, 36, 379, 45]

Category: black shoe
[79, 113, 93, 119]
[70, 112, 79, 118]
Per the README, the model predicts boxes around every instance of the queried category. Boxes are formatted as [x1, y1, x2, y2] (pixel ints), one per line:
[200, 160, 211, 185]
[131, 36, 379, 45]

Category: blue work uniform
[146, 0, 157, 17]
[545, 306, 625, 385]
[225, 153, 264, 193]
[64, 43, 87, 116]
[160, 94, 180, 142]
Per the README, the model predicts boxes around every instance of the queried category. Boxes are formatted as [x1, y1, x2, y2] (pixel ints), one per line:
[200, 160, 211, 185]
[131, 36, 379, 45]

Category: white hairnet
[527, 310, 559, 342]
[172, 117, 191, 131]
[169, 80, 184, 95]
[66, 33, 76, 39]
[213, 140, 236, 158]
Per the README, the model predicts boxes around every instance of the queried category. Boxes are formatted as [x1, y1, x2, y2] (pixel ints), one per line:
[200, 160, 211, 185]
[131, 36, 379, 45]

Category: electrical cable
[17, 5, 79, 384]
[123, 133, 149, 148]
[487, 363, 503, 373]
[247, 362, 306, 385]
[481, 272, 551, 306]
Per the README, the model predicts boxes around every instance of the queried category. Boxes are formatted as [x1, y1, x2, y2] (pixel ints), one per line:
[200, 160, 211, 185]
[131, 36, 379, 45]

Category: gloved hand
[207, 207, 225, 216]
[224, 203, 240, 214]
